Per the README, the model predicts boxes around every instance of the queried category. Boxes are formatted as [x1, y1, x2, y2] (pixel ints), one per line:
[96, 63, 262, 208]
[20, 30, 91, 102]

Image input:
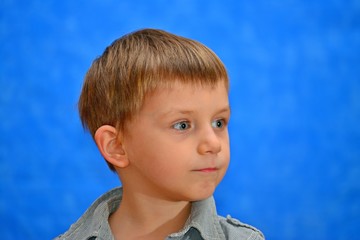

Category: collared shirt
[55, 187, 264, 240]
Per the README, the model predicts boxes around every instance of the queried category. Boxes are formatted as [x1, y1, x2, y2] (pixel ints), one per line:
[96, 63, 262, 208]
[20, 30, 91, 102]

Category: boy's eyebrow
[158, 109, 194, 117]
[159, 105, 231, 117]
[216, 106, 231, 114]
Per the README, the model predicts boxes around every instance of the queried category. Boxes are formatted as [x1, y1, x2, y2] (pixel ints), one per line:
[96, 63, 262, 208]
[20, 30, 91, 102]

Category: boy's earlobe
[94, 125, 129, 168]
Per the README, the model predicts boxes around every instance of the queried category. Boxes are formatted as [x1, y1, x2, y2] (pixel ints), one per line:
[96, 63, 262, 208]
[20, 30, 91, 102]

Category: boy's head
[78, 29, 229, 171]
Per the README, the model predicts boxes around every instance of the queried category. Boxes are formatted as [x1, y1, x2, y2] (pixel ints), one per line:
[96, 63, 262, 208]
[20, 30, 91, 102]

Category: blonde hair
[78, 29, 229, 170]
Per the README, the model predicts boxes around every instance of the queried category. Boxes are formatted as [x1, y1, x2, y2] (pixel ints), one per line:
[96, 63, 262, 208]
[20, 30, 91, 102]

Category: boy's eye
[212, 119, 226, 129]
[173, 121, 191, 131]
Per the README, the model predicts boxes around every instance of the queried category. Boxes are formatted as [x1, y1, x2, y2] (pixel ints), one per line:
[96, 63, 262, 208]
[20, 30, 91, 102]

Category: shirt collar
[169, 196, 226, 240]
[86, 188, 122, 239]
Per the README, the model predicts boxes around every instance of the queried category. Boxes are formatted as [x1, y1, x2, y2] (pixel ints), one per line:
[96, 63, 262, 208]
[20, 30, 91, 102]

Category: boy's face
[121, 81, 230, 202]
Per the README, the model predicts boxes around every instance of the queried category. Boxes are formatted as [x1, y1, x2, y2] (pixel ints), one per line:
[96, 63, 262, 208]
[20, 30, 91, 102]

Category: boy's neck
[109, 187, 192, 240]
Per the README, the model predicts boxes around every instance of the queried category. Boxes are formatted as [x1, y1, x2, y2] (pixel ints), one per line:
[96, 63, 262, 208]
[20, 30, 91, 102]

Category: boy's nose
[197, 127, 222, 155]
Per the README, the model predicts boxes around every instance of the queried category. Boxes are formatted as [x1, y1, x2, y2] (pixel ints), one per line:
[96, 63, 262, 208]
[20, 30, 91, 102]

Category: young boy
[56, 29, 264, 240]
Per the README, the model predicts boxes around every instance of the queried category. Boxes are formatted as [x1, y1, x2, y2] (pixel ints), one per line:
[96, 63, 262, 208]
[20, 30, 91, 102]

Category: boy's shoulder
[54, 187, 121, 240]
[217, 215, 265, 240]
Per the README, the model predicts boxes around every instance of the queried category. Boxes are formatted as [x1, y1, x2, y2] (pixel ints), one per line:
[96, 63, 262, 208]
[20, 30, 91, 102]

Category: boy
[56, 29, 264, 240]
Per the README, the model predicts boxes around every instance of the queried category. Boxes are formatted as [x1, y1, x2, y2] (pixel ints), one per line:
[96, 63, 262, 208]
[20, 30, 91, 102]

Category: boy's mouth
[193, 167, 218, 173]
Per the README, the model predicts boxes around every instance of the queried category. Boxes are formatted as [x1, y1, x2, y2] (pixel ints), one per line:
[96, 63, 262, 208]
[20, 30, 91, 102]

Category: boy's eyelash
[212, 118, 228, 128]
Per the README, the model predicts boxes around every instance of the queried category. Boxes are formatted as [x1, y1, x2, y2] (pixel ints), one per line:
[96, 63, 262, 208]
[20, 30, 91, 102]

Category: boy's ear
[94, 125, 129, 168]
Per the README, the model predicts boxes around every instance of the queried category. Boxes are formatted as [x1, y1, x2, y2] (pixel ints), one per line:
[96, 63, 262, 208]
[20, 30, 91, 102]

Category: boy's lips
[193, 167, 218, 173]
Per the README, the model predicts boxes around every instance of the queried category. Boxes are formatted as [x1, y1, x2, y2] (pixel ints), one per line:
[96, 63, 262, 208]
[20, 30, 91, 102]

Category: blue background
[1, 0, 359, 239]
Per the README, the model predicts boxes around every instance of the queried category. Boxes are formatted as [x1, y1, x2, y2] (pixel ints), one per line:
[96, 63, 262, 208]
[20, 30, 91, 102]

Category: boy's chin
[192, 193, 214, 202]
[186, 186, 217, 202]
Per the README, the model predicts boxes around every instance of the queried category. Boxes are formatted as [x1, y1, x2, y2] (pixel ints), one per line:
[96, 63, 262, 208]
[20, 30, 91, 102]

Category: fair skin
[95, 81, 230, 239]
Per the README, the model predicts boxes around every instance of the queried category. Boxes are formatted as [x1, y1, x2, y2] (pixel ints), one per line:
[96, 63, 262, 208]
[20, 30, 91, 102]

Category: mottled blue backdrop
[1, 0, 359, 239]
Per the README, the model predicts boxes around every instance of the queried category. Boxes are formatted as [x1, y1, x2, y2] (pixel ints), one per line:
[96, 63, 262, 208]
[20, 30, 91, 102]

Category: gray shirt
[55, 187, 264, 240]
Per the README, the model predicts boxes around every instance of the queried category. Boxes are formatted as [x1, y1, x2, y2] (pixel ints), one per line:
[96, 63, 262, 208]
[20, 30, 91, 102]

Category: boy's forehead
[142, 82, 229, 109]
